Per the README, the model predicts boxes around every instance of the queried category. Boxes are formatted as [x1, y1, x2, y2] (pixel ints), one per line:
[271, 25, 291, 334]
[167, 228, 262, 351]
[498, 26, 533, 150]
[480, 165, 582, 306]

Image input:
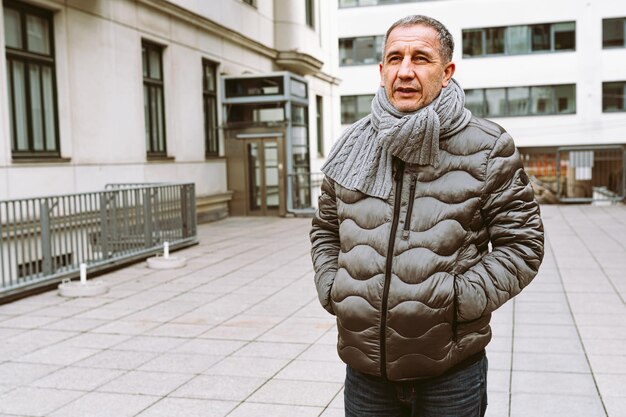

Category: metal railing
[556, 145, 625, 204]
[288, 172, 325, 214]
[0, 183, 197, 302]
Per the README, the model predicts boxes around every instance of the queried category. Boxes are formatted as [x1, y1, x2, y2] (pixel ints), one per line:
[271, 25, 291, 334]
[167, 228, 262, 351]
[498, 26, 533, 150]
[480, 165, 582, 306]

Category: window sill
[147, 155, 175, 162]
[205, 155, 225, 160]
[11, 157, 71, 164]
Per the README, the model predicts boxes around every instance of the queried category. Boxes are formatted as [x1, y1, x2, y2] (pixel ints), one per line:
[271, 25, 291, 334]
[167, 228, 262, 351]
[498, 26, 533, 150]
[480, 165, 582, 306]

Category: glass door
[246, 138, 282, 215]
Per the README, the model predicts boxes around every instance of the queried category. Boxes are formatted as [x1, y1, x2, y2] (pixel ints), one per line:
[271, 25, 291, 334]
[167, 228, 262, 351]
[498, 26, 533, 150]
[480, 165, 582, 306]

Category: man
[310, 15, 544, 417]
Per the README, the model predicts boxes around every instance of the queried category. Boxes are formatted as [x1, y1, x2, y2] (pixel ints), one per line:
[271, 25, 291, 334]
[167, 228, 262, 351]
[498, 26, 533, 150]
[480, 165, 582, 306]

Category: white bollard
[147, 242, 186, 269]
[58, 262, 109, 297]
[80, 263, 87, 284]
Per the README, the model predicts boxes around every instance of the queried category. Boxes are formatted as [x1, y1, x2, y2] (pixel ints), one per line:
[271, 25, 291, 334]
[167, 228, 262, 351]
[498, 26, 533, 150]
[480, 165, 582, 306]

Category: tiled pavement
[0, 205, 625, 417]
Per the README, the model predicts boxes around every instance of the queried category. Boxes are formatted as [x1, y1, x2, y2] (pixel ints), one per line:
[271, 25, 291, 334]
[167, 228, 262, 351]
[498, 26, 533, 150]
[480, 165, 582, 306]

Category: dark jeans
[344, 355, 488, 417]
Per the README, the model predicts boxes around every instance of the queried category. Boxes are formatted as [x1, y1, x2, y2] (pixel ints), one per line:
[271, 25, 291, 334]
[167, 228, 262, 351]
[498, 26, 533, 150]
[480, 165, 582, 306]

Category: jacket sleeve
[310, 176, 340, 315]
[454, 132, 544, 322]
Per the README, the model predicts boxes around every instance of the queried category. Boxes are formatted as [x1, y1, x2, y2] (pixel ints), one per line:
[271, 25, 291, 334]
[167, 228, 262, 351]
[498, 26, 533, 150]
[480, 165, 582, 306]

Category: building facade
[338, 0, 626, 201]
[0, 0, 341, 220]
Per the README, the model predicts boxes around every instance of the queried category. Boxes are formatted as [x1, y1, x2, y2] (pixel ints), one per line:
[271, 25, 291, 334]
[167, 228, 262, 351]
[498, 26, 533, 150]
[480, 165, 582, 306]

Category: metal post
[143, 188, 153, 247]
[40, 200, 53, 276]
[99, 194, 110, 259]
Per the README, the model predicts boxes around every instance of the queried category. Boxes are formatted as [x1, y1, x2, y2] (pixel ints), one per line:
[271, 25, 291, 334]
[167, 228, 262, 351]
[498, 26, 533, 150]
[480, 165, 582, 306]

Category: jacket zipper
[401, 174, 417, 240]
[380, 159, 404, 380]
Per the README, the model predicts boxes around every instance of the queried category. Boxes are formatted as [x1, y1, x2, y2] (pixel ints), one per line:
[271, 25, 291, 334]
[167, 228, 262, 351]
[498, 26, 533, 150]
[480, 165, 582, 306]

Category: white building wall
[0, 0, 341, 204]
[337, 0, 626, 149]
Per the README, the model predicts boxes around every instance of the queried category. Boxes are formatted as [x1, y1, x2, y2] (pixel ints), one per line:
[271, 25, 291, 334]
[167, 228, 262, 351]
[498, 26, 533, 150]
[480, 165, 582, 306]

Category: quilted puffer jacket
[310, 117, 544, 381]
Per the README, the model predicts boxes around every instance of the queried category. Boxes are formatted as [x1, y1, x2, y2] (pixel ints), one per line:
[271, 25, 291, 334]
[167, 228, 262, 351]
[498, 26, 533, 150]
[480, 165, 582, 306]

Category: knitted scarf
[321, 78, 472, 199]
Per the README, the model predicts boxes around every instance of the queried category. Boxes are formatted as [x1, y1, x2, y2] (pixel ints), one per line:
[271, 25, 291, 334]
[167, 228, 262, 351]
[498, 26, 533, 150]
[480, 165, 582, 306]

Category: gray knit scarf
[321, 78, 472, 199]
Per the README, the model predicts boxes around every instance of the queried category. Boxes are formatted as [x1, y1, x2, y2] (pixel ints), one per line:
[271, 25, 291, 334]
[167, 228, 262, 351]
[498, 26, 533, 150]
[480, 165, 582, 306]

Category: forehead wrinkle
[384, 41, 437, 60]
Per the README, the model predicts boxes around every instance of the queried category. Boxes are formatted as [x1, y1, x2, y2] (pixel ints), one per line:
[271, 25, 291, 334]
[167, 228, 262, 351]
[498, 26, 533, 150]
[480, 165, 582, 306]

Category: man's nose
[397, 56, 414, 79]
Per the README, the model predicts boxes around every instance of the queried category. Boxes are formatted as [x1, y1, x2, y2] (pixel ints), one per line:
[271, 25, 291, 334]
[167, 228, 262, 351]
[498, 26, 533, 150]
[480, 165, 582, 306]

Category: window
[203, 60, 218, 157]
[142, 41, 166, 156]
[462, 21, 575, 57]
[603, 18, 626, 48]
[242, 0, 256, 7]
[341, 94, 374, 124]
[4, 1, 59, 158]
[466, 84, 575, 117]
[225, 76, 283, 97]
[339, 36, 383, 66]
[316, 95, 324, 157]
[603, 81, 626, 112]
[305, 0, 314, 29]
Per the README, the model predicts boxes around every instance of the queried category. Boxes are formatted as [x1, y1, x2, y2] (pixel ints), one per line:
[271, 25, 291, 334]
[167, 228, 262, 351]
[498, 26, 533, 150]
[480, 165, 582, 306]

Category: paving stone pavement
[0, 205, 624, 417]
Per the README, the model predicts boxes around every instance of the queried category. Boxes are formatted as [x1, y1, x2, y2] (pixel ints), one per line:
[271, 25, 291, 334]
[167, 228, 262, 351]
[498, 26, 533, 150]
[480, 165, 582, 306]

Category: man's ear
[379, 62, 384, 87]
[441, 62, 456, 87]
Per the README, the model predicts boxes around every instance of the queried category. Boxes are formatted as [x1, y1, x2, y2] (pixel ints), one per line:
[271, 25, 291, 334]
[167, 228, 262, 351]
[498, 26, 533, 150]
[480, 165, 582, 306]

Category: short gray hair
[382, 15, 454, 63]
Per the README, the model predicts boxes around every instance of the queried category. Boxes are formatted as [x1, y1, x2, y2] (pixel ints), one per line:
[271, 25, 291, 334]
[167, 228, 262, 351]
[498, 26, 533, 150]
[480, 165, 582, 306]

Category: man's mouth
[395, 87, 418, 94]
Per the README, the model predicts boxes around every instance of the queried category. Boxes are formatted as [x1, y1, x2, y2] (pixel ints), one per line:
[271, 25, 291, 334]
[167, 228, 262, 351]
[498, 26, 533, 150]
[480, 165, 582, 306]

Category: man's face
[379, 24, 455, 112]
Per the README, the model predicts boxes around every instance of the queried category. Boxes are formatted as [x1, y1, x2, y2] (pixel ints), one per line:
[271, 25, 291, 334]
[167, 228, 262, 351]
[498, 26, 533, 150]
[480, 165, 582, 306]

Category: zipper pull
[401, 175, 418, 241]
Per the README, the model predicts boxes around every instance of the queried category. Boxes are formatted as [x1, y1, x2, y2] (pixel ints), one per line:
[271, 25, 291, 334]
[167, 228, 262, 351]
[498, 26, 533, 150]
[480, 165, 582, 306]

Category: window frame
[341, 94, 374, 124]
[602, 81, 626, 113]
[142, 40, 167, 157]
[305, 0, 315, 29]
[465, 84, 576, 118]
[339, 35, 383, 66]
[4, 0, 60, 159]
[462, 21, 576, 58]
[602, 17, 626, 48]
[202, 59, 219, 158]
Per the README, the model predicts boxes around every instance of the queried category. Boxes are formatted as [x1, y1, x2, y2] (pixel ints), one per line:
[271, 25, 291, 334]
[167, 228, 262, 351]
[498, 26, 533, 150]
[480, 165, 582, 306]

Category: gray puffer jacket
[310, 116, 544, 381]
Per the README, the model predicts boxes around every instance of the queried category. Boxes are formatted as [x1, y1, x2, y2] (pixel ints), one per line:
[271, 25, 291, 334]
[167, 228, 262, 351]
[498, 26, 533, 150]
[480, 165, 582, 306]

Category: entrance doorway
[245, 138, 282, 215]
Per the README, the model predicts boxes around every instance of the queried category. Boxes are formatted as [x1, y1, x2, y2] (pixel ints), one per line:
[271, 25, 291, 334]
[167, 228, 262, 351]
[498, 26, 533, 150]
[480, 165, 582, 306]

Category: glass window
[531, 86, 554, 114]
[292, 105, 307, 125]
[316, 95, 324, 157]
[356, 95, 373, 119]
[554, 84, 576, 114]
[464, 89, 484, 117]
[339, 36, 383, 66]
[305, 0, 314, 28]
[508, 87, 530, 116]
[603, 82, 626, 112]
[4, 1, 59, 158]
[485, 27, 505, 55]
[226, 103, 285, 124]
[553, 22, 575, 51]
[531, 24, 551, 51]
[341, 96, 356, 124]
[26, 14, 50, 55]
[485, 88, 506, 117]
[203, 60, 218, 157]
[290, 79, 307, 98]
[142, 40, 166, 156]
[464, 22, 576, 57]
[341, 94, 373, 124]
[225, 76, 283, 97]
[603, 18, 626, 48]
[354, 36, 376, 64]
[472, 85, 575, 117]
[506, 26, 530, 54]
[3, 7, 22, 49]
[462, 30, 483, 57]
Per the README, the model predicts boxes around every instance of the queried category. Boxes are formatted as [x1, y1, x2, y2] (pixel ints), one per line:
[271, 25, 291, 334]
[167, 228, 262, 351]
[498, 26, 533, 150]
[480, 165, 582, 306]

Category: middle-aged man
[310, 15, 544, 417]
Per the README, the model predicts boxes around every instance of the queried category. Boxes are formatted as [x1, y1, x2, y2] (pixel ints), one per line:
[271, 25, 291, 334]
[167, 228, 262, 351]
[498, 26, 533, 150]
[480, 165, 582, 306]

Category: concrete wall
[337, 0, 626, 148]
